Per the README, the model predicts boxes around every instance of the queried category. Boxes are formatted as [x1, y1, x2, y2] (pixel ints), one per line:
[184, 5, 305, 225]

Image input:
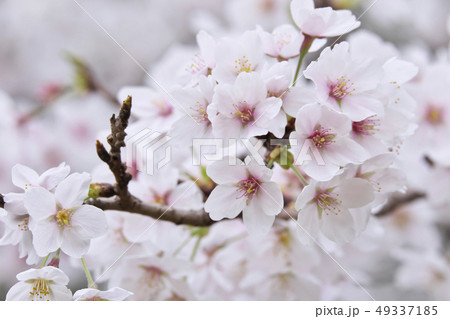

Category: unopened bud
[270, 146, 294, 169]
[88, 183, 116, 199]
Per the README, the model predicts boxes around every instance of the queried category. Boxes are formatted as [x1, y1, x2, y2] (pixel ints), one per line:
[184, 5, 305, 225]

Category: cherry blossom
[212, 30, 265, 83]
[290, 0, 361, 38]
[185, 30, 216, 80]
[304, 42, 384, 121]
[295, 175, 375, 244]
[257, 24, 305, 61]
[0, 163, 71, 265]
[345, 154, 406, 197]
[0, 194, 39, 265]
[208, 72, 284, 138]
[170, 76, 216, 144]
[117, 87, 182, 133]
[129, 167, 203, 210]
[82, 210, 154, 283]
[11, 162, 70, 191]
[24, 173, 107, 258]
[290, 103, 369, 181]
[108, 255, 194, 301]
[260, 61, 315, 122]
[73, 287, 133, 301]
[0, 0, 447, 303]
[205, 157, 283, 235]
[6, 266, 72, 301]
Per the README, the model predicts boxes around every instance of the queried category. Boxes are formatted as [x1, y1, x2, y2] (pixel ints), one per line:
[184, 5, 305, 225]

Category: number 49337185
[375, 305, 438, 316]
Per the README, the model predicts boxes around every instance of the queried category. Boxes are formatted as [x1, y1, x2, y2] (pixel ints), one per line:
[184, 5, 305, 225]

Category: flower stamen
[329, 76, 355, 102]
[352, 116, 380, 136]
[55, 208, 73, 229]
[17, 217, 29, 231]
[309, 126, 336, 148]
[233, 102, 255, 126]
[190, 101, 210, 125]
[29, 279, 50, 301]
[315, 190, 342, 216]
[234, 55, 252, 74]
[236, 177, 259, 204]
[186, 53, 207, 75]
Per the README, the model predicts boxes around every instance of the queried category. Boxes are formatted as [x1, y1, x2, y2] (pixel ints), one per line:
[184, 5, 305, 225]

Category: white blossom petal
[71, 205, 107, 239]
[206, 158, 247, 184]
[11, 164, 39, 190]
[321, 209, 355, 243]
[60, 228, 91, 258]
[255, 182, 283, 216]
[243, 200, 276, 235]
[24, 187, 56, 220]
[204, 185, 246, 220]
[337, 178, 375, 208]
[55, 173, 91, 209]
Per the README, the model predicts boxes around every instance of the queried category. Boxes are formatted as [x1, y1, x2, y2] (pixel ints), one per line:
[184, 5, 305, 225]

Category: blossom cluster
[119, 0, 414, 244]
[1, 0, 450, 301]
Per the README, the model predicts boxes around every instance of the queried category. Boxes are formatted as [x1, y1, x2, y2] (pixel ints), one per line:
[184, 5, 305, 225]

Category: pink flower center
[141, 265, 165, 289]
[186, 53, 207, 75]
[151, 190, 170, 205]
[274, 31, 292, 52]
[425, 106, 444, 126]
[153, 99, 173, 117]
[267, 89, 287, 98]
[143, 265, 164, 278]
[260, 0, 276, 12]
[315, 190, 342, 216]
[309, 126, 336, 148]
[236, 177, 259, 203]
[233, 102, 255, 126]
[329, 76, 355, 101]
[352, 116, 380, 136]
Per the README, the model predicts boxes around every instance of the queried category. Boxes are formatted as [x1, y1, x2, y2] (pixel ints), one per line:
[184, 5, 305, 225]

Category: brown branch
[375, 192, 426, 217]
[0, 194, 4, 208]
[91, 96, 216, 226]
[96, 96, 133, 208]
[85, 184, 426, 227]
[85, 194, 295, 226]
[85, 197, 215, 226]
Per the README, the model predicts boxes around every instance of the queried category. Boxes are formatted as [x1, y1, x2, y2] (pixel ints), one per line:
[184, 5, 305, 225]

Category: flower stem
[267, 158, 275, 169]
[172, 235, 193, 257]
[190, 235, 203, 262]
[292, 35, 315, 87]
[48, 248, 61, 268]
[81, 258, 97, 289]
[40, 253, 51, 268]
[289, 163, 309, 186]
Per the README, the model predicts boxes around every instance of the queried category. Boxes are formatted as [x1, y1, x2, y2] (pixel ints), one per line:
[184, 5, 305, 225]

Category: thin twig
[96, 96, 133, 208]
[375, 192, 426, 217]
[68, 54, 118, 105]
[0, 194, 4, 208]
